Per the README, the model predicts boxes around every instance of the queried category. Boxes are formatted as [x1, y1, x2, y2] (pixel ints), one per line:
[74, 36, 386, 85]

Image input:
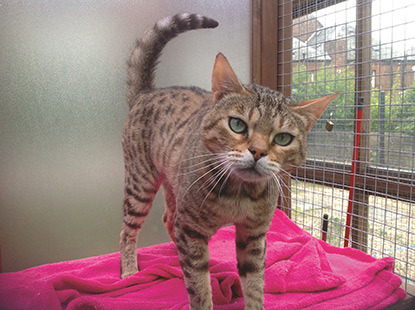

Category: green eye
[273, 133, 294, 146]
[229, 118, 248, 134]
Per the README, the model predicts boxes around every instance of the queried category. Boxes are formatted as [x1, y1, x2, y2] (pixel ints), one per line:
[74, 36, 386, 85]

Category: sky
[312, 0, 415, 56]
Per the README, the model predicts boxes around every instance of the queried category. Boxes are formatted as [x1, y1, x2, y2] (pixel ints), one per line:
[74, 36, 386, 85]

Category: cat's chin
[233, 167, 271, 183]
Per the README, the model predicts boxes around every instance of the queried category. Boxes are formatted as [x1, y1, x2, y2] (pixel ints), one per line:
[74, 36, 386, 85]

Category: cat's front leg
[235, 224, 268, 310]
[175, 221, 213, 310]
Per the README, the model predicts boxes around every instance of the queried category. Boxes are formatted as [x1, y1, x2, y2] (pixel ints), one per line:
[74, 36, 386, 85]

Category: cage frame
[251, 0, 415, 300]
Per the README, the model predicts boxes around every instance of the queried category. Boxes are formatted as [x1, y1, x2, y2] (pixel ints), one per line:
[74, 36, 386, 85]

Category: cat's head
[202, 53, 338, 182]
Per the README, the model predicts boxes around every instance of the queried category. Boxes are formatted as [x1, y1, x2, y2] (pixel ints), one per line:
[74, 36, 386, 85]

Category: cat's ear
[291, 93, 339, 132]
[211, 53, 248, 101]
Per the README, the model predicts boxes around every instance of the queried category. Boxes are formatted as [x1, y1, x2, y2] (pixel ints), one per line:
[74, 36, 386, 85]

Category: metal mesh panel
[279, 0, 415, 295]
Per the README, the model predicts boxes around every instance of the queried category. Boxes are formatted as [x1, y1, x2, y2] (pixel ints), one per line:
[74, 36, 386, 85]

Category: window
[253, 0, 415, 295]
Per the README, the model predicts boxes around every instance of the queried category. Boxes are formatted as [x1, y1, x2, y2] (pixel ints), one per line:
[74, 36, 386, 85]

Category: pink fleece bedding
[0, 209, 406, 309]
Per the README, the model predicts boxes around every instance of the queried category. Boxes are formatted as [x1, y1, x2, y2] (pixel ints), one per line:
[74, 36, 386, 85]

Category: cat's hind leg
[119, 167, 159, 279]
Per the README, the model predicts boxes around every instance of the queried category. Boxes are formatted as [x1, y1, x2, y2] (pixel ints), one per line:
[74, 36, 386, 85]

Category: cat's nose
[248, 146, 268, 161]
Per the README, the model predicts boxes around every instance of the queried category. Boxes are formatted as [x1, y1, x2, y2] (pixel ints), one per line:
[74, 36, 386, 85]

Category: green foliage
[291, 62, 415, 136]
[292, 63, 356, 131]
[370, 82, 415, 136]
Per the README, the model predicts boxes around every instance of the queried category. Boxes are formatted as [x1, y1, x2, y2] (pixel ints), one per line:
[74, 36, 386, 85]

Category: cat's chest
[207, 182, 277, 224]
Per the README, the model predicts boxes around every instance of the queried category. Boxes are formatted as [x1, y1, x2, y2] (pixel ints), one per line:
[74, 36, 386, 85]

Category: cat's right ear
[211, 53, 248, 101]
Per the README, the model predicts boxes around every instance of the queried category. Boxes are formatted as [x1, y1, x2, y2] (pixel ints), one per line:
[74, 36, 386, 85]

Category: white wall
[0, 0, 250, 272]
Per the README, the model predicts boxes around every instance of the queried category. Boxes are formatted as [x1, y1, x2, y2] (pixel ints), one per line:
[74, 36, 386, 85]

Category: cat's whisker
[270, 172, 284, 198]
[271, 179, 278, 202]
[267, 177, 278, 202]
[178, 153, 228, 174]
[268, 180, 274, 204]
[179, 154, 228, 173]
[279, 174, 292, 196]
[180, 160, 228, 200]
[273, 177, 283, 197]
[271, 172, 292, 209]
[274, 178, 288, 207]
[198, 162, 232, 212]
[277, 167, 293, 178]
[184, 151, 228, 161]
[197, 162, 228, 193]
[280, 168, 300, 184]
[268, 166, 294, 195]
[204, 162, 232, 198]
[178, 158, 224, 176]
[276, 170, 295, 194]
[182, 153, 217, 162]
[218, 164, 233, 198]
[200, 160, 232, 193]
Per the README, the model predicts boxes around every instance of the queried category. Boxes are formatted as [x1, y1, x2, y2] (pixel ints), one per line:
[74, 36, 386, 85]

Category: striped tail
[126, 13, 219, 109]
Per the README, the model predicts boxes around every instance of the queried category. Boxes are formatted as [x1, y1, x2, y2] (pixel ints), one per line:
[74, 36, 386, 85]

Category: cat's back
[123, 86, 211, 170]
[125, 86, 210, 130]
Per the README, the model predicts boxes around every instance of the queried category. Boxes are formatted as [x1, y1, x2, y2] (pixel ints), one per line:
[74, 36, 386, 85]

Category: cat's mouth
[234, 165, 269, 182]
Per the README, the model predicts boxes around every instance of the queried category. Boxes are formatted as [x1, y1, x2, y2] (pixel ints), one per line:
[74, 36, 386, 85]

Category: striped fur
[120, 14, 337, 310]
[126, 13, 218, 108]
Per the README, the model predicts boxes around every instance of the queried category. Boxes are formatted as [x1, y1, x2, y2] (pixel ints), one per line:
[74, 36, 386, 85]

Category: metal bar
[322, 214, 329, 242]
[344, 97, 364, 247]
[350, 0, 372, 252]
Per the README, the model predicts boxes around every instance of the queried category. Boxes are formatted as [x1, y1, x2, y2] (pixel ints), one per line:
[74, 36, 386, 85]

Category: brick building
[292, 18, 415, 91]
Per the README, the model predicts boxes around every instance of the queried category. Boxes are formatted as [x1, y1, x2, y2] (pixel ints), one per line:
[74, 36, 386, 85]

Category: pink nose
[248, 146, 268, 161]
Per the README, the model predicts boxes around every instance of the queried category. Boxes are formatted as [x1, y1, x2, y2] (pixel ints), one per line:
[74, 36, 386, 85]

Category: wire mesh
[279, 0, 415, 296]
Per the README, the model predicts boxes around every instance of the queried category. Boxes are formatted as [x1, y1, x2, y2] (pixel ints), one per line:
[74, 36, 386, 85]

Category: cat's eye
[273, 133, 294, 146]
[229, 118, 248, 134]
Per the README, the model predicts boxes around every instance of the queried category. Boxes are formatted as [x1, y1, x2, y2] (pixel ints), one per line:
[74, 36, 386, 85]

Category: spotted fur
[120, 13, 338, 310]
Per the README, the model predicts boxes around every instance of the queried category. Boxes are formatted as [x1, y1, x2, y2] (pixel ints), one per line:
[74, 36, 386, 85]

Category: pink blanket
[0, 209, 406, 309]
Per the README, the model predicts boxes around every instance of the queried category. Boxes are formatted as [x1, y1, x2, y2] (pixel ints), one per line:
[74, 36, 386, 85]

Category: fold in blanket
[0, 209, 406, 309]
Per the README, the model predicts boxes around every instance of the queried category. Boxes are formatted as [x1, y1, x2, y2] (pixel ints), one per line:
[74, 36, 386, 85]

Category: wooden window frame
[252, 0, 293, 217]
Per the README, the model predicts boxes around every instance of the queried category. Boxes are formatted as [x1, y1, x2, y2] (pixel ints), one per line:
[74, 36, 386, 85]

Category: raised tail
[126, 13, 219, 109]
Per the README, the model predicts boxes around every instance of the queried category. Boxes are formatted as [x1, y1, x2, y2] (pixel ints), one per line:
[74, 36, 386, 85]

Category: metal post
[349, 0, 372, 252]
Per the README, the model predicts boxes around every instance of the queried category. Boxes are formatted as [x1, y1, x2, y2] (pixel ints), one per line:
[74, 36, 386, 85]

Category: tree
[291, 62, 355, 131]
[292, 62, 415, 136]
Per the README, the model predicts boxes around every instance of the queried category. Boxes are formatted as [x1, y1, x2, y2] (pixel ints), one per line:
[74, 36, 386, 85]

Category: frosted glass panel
[0, 0, 250, 272]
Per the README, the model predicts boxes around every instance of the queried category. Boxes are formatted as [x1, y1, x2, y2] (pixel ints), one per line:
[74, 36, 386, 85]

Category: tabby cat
[119, 13, 338, 310]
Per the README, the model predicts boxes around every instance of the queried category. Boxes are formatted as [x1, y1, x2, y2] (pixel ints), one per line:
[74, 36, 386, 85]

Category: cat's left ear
[211, 53, 249, 101]
[291, 93, 339, 132]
